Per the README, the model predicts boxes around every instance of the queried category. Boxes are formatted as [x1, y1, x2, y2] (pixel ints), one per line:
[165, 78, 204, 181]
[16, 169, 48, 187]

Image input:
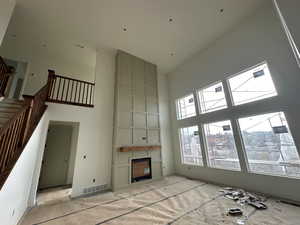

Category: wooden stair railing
[0, 57, 12, 97]
[0, 68, 95, 189]
[0, 83, 49, 189]
[47, 70, 95, 107]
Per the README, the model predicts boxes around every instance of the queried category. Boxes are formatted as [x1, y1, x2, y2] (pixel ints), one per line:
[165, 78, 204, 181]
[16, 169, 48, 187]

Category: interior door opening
[37, 121, 79, 205]
[3, 58, 28, 99]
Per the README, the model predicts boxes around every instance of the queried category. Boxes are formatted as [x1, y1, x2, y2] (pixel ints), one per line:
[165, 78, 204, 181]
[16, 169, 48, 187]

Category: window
[176, 94, 196, 120]
[198, 82, 227, 113]
[228, 63, 277, 106]
[239, 112, 300, 178]
[203, 120, 241, 171]
[179, 126, 203, 166]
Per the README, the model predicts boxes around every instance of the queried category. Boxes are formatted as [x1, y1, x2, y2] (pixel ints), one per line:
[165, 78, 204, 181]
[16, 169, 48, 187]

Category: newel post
[47, 70, 56, 99]
[20, 95, 34, 146]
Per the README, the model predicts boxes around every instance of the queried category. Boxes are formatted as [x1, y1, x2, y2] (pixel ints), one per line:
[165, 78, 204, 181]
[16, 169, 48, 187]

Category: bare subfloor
[21, 176, 300, 225]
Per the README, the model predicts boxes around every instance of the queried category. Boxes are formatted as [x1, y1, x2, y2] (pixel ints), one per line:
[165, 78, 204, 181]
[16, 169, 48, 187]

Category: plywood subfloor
[21, 176, 300, 225]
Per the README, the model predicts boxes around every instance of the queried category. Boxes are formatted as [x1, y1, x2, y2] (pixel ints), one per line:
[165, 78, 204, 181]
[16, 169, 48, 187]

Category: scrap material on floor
[21, 176, 300, 225]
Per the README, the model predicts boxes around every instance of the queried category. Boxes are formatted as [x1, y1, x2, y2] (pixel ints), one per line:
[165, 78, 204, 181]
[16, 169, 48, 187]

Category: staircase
[0, 58, 96, 190]
[0, 99, 24, 128]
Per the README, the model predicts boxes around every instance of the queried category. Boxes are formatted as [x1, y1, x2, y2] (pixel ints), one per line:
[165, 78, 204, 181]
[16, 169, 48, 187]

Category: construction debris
[220, 187, 267, 210]
[228, 208, 243, 216]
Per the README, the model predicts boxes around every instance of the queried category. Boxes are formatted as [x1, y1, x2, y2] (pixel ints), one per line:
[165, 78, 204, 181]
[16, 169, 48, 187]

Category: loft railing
[47, 70, 95, 107]
[0, 57, 11, 97]
[0, 82, 49, 189]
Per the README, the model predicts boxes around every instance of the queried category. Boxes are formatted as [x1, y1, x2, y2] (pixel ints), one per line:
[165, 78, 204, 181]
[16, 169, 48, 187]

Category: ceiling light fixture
[75, 44, 85, 49]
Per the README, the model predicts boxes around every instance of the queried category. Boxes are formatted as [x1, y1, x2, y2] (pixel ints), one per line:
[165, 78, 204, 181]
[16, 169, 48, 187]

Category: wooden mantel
[119, 145, 161, 152]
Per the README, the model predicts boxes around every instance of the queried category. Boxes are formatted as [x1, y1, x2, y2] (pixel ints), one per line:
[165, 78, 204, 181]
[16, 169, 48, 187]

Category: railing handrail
[53, 74, 95, 85]
[47, 70, 95, 107]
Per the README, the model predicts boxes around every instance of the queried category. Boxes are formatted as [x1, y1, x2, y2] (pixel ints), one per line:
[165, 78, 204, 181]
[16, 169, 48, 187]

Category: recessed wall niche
[112, 50, 162, 190]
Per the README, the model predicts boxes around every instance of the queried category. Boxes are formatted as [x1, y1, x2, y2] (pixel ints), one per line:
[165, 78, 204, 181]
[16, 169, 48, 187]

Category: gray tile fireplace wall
[112, 50, 162, 190]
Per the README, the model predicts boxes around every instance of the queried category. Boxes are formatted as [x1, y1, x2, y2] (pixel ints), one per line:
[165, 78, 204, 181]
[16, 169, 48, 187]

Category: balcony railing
[47, 70, 95, 107]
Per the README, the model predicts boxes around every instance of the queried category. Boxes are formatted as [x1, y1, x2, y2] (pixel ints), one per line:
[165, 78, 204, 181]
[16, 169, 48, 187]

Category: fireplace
[131, 158, 152, 183]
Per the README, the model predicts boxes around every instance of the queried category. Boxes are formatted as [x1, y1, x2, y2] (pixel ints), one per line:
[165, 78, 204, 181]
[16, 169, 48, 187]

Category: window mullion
[193, 90, 208, 167]
[222, 80, 233, 109]
[231, 119, 249, 173]
[198, 124, 208, 167]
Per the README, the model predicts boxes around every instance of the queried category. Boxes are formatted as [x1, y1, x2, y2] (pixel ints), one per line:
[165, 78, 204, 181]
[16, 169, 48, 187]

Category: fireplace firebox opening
[131, 158, 152, 183]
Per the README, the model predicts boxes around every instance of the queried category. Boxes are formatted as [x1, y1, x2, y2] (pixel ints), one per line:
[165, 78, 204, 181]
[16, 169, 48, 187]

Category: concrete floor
[20, 176, 300, 225]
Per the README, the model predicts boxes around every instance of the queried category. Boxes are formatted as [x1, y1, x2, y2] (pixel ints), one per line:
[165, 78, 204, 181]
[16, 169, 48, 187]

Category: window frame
[226, 61, 278, 107]
[178, 125, 204, 166]
[202, 119, 241, 171]
[237, 110, 300, 179]
[175, 93, 197, 120]
[197, 80, 228, 114]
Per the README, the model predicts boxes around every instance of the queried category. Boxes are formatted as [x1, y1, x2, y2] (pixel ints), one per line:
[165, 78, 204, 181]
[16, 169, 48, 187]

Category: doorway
[3, 58, 27, 99]
[37, 121, 79, 205]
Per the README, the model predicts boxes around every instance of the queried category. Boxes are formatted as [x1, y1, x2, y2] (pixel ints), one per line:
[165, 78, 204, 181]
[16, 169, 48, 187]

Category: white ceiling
[7, 0, 266, 74]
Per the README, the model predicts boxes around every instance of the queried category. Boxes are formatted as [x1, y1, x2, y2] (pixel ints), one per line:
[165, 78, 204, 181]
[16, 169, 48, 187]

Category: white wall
[167, 2, 300, 202]
[0, 36, 96, 95]
[67, 123, 79, 185]
[276, 0, 300, 50]
[158, 74, 175, 176]
[0, 0, 15, 46]
[42, 50, 115, 197]
[0, 113, 49, 225]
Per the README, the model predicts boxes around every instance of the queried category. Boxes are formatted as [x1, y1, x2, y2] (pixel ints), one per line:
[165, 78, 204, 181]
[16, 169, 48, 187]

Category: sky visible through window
[198, 82, 227, 113]
[228, 63, 277, 106]
[176, 94, 196, 120]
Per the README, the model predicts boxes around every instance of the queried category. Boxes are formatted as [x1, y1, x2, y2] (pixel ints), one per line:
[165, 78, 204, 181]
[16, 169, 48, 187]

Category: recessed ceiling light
[74, 44, 85, 49]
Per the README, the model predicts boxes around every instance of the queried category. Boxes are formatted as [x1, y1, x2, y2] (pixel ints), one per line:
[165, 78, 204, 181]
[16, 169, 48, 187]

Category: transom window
[228, 63, 277, 106]
[198, 82, 227, 114]
[239, 112, 300, 178]
[176, 94, 196, 120]
[203, 120, 240, 171]
[179, 126, 203, 166]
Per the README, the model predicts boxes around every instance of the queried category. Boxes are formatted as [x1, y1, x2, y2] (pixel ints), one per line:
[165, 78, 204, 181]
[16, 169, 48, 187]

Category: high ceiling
[7, 0, 266, 74]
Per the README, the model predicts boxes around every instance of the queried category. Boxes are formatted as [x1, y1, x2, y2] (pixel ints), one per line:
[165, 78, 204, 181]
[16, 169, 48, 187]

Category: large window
[203, 120, 240, 171]
[179, 126, 203, 166]
[198, 82, 227, 114]
[228, 63, 277, 106]
[239, 112, 300, 178]
[175, 61, 300, 180]
[176, 94, 196, 120]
